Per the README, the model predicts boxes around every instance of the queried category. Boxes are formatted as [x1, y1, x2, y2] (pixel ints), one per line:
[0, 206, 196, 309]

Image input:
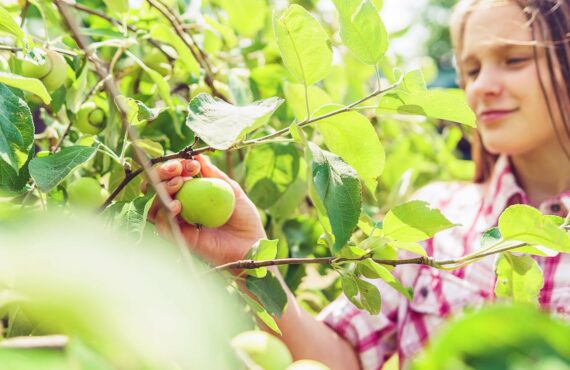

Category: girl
[150, 0, 570, 369]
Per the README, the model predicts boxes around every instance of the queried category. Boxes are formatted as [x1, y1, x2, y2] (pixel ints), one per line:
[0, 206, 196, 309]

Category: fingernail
[184, 161, 195, 173]
[166, 161, 177, 172]
[168, 177, 179, 186]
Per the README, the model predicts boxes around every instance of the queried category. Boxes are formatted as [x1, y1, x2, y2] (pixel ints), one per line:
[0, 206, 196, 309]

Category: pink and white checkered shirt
[317, 155, 570, 370]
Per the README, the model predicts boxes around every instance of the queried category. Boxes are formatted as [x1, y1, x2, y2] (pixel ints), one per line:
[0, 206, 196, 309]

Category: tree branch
[54, 0, 196, 271]
[99, 77, 402, 208]
[146, 0, 223, 101]
[59, 0, 175, 61]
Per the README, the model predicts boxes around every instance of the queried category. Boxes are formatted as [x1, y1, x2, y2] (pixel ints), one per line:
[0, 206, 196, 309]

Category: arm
[150, 156, 361, 369]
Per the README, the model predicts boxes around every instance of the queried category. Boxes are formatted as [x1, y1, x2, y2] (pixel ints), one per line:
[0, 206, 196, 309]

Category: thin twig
[54, 0, 196, 271]
[59, 0, 174, 61]
[100, 77, 402, 208]
[212, 255, 435, 273]
[20, 0, 30, 28]
[0, 44, 78, 57]
[146, 0, 222, 100]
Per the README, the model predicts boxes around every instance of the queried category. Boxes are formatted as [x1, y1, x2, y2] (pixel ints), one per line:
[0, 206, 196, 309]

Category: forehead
[461, 3, 533, 61]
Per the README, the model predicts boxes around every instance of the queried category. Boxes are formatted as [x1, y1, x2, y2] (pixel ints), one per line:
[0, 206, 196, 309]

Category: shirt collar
[480, 155, 570, 227]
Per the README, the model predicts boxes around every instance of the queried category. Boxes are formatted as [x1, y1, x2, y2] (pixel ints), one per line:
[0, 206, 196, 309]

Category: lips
[478, 108, 518, 124]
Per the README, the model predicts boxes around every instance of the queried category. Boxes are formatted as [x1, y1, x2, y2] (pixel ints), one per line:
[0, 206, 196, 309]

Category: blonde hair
[450, 0, 570, 182]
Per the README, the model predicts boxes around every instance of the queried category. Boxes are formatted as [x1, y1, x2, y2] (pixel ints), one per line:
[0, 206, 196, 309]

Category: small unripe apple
[175, 178, 236, 228]
[67, 177, 108, 208]
[75, 102, 107, 135]
[286, 360, 331, 370]
[231, 330, 293, 370]
[21, 50, 68, 91]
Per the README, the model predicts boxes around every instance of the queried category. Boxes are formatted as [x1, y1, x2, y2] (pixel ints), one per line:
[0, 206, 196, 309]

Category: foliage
[0, 0, 568, 369]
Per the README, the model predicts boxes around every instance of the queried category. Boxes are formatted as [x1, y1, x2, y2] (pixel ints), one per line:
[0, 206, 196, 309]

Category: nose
[466, 64, 504, 100]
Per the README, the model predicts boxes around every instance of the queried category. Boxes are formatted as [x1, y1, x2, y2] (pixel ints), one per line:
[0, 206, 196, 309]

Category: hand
[148, 155, 267, 267]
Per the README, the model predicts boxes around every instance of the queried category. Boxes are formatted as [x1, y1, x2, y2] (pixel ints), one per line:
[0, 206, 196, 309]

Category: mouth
[478, 109, 518, 125]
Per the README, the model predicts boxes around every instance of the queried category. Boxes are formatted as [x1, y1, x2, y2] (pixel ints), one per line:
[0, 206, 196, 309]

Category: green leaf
[103, 193, 155, 242]
[481, 226, 556, 257]
[495, 253, 544, 304]
[340, 273, 381, 314]
[332, 0, 388, 64]
[498, 204, 570, 253]
[0, 5, 24, 42]
[102, 0, 128, 15]
[309, 143, 361, 254]
[185, 93, 283, 150]
[149, 24, 200, 75]
[108, 162, 143, 202]
[337, 245, 368, 259]
[387, 240, 427, 257]
[217, 0, 267, 37]
[29, 146, 97, 192]
[0, 148, 32, 194]
[274, 5, 332, 86]
[378, 88, 476, 127]
[244, 239, 279, 278]
[0, 83, 34, 173]
[245, 143, 300, 209]
[284, 83, 332, 121]
[315, 104, 385, 195]
[0, 72, 51, 105]
[240, 294, 282, 335]
[246, 272, 288, 317]
[383, 200, 456, 242]
[481, 227, 502, 248]
[357, 258, 412, 300]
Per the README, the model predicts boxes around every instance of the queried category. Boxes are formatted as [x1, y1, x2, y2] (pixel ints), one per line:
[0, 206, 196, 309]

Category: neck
[509, 143, 570, 207]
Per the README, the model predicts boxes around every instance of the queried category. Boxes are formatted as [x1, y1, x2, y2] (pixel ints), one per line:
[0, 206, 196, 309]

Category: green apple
[175, 178, 236, 228]
[21, 50, 68, 91]
[286, 360, 331, 370]
[67, 177, 108, 208]
[231, 330, 293, 370]
[75, 102, 107, 135]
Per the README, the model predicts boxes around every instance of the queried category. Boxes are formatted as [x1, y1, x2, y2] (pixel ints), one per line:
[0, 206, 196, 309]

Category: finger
[148, 198, 181, 223]
[154, 201, 182, 237]
[195, 155, 245, 195]
[181, 159, 201, 177]
[164, 176, 184, 195]
[157, 160, 183, 181]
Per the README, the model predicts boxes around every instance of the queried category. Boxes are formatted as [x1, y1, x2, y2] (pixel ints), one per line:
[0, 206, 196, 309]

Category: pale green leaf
[0, 72, 51, 104]
[387, 240, 427, 257]
[332, 0, 388, 64]
[274, 5, 332, 85]
[244, 239, 279, 278]
[284, 83, 332, 121]
[358, 258, 412, 300]
[240, 294, 282, 335]
[0, 5, 24, 41]
[218, 0, 267, 37]
[186, 93, 283, 150]
[495, 253, 544, 305]
[245, 143, 300, 209]
[149, 24, 200, 75]
[29, 146, 97, 192]
[315, 104, 385, 195]
[103, 193, 155, 241]
[498, 204, 570, 253]
[0, 83, 34, 173]
[309, 143, 361, 254]
[378, 88, 476, 127]
[383, 200, 456, 242]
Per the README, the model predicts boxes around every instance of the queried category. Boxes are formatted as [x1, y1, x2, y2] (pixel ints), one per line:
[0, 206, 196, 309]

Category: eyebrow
[460, 43, 533, 64]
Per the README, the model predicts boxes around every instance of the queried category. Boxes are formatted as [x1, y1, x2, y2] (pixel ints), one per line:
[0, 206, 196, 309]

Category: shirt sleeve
[316, 275, 402, 370]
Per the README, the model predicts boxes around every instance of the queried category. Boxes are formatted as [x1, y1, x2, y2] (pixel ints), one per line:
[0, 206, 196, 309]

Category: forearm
[253, 267, 361, 370]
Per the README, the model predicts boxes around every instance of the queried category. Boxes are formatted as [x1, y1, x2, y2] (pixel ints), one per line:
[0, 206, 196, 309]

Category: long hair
[450, 0, 570, 183]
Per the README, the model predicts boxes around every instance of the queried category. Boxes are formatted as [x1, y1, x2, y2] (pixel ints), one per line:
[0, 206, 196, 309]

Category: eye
[465, 67, 480, 78]
[506, 57, 531, 65]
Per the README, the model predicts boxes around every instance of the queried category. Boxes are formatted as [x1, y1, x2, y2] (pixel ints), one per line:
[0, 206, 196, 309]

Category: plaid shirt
[317, 155, 570, 370]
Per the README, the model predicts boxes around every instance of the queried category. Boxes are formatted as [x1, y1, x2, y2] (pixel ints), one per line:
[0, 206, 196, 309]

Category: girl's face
[459, 2, 561, 156]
